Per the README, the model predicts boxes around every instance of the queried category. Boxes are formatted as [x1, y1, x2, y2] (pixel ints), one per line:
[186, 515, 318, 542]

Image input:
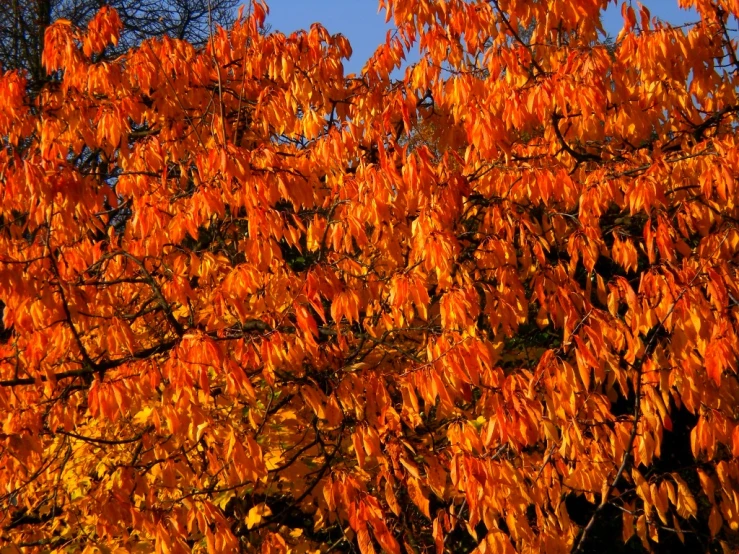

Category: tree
[0, 0, 238, 88]
[1, 0, 739, 552]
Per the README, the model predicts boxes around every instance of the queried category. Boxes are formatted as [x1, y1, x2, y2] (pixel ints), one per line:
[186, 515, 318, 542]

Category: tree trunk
[33, 0, 51, 86]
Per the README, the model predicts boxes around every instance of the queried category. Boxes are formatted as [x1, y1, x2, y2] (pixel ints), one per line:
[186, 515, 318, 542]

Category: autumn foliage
[1, 0, 739, 552]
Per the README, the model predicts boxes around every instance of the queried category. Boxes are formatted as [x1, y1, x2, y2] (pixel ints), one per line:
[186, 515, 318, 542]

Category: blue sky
[262, 1, 698, 74]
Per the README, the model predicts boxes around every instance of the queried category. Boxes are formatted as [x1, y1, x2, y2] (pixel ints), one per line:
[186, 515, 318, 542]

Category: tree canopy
[1, 1, 739, 553]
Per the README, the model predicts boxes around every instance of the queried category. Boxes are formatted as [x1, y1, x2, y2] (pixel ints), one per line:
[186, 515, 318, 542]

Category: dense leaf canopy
[1, 1, 739, 553]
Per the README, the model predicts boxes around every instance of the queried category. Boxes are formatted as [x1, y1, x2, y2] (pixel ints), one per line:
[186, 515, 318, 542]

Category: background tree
[0, 0, 238, 89]
[1, 1, 739, 553]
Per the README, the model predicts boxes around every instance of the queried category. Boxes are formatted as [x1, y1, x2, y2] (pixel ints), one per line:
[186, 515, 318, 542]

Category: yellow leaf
[673, 474, 697, 518]
[407, 476, 430, 518]
[697, 469, 714, 503]
[635, 514, 648, 550]
[424, 455, 447, 498]
[709, 505, 723, 537]
[357, 527, 377, 554]
[385, 479, 401, 516]
[622, 510, 635, 543]
[632, 468, 651, 504]
[246, 503, 272, 529]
